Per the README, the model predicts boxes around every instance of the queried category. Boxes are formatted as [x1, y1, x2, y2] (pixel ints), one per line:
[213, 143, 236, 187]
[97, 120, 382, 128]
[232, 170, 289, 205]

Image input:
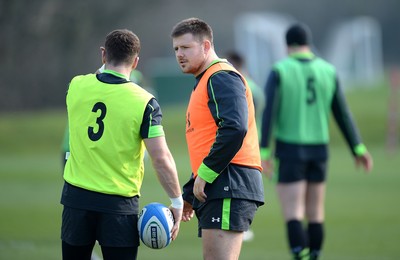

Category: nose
[175, 48, 184, 58]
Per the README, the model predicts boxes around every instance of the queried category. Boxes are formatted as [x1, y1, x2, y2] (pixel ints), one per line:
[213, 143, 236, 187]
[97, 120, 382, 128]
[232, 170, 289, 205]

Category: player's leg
[62, 241, 95, 260]
[97, 213, 139, 260]
[277, 181, 307, 221]
[305, 160, 327, 260]
[100, 246, 138, 260]
[196, 198, 258, 260]
[277, 159, 309, 259]
[61, 206, 97, 260]
[277, 181, 308, 259]
[305, 182, 325, 222]
[305, 182, 325, 260]
[202, 229, 243, 260]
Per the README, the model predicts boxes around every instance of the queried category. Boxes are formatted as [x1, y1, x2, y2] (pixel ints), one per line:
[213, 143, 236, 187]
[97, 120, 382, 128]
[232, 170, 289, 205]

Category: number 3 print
[88, 102, 107, 141]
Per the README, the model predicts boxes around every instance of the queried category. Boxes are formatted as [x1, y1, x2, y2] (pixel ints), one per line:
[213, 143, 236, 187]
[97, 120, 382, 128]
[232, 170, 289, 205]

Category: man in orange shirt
[171, 18, 264, 259]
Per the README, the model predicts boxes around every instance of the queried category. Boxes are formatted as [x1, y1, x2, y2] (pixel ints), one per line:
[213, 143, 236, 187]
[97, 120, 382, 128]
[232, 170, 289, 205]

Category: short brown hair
[171, 17, 213, 44]
[104, 29, 140, 66]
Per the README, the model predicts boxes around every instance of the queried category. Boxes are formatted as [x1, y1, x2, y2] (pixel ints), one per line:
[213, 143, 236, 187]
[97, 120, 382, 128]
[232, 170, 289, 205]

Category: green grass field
[0, 86, 399, 259]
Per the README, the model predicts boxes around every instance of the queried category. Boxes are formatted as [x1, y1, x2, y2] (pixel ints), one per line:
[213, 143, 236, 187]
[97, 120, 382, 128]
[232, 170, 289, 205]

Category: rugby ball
[138, 202, 174, 249]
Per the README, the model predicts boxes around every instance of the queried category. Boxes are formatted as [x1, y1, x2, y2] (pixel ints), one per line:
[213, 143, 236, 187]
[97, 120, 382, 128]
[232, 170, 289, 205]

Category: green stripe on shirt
[148, 125, 164, 138]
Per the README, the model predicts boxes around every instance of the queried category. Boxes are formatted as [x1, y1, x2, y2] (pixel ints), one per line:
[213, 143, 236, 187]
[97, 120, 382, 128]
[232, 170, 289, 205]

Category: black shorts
[277, 158, 327, 183]
[195, 198, 258, 237]
[61, 206, 139, 247]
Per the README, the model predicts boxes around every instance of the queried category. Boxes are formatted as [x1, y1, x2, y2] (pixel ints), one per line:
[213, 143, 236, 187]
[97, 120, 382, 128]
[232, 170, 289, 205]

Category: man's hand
[169, 207, 183, 241]
[182, 200, 194, 222]
[193, 176, 207, 202]
[261, 159, 274, 180]
[355, 152, 373, 173]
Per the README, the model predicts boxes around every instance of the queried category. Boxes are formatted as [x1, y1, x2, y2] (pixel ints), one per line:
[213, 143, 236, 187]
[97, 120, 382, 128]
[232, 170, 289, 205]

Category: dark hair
[285, 23, 312, 46]
[171, 17, 213, 44]
[225, 50, 244, 70]
[105, 29, 140, 66]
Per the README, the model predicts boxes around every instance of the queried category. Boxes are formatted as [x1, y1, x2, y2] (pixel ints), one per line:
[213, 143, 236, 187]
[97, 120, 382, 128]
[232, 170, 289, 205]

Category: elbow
[234, 123, 248, 140]
[239, 125, 248, 138]
[150, 151, 172, 168]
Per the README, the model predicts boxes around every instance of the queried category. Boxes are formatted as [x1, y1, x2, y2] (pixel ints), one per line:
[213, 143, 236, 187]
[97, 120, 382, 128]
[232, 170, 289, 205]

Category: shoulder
[146, 97, 161, 111]
[272, 58, 294, 75]
[68, 74, 96, 91]
[209, 70, 243, 85]
[273, 57, 293, 67]
[212, 69, 240, 77]
[314, 57, 336, 73]
[208, 70, 245, 93]
[125, 82, 155, 101]
[206, 61, 241, 82]
[71, 73, 96, 82]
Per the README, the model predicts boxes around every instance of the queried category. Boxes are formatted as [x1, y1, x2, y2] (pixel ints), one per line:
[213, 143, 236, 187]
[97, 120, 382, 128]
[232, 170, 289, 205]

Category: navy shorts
[195, 198, 258, 237]
[61, 206, 139, 247]
[277, 158, 327, 183]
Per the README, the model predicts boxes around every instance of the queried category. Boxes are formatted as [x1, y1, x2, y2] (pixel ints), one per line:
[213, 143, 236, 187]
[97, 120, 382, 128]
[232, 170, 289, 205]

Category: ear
[100, 47, 106, 64]
[203, 40, 212, 54]
[132, 56, 139, 70]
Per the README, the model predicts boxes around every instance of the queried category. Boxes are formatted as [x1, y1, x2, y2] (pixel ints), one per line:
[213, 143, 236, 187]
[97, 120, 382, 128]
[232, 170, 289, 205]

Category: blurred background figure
[225, 50, 265, 242]
[226, 50, 265, 134]
[130, 69, 144, 85]
[259, 23, 373, 260]
[61, 126, 69, 169]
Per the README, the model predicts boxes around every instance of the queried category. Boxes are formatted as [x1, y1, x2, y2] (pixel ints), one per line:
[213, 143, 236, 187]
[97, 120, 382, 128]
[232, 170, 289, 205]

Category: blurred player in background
[226, 50, 265, 242]
[61, 126, 69, 168]
[226, 50, 265, 133]
[171, 18, 264, 260]
[260, 23, 373, 260]
[61, 29, 183, 260]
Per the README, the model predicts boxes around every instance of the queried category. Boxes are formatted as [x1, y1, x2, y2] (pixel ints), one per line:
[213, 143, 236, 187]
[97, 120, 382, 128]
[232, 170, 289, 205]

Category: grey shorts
[195, 198, 258, 237]
[61, 206, 139, 247]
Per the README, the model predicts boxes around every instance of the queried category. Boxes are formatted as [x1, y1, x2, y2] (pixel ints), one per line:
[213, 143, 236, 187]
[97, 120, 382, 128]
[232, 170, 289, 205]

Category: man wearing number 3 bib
[61, 29, 183, 260]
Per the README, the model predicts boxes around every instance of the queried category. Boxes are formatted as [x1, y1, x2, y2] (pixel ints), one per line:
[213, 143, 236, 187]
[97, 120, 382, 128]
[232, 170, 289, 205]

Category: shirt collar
[289, 51, 315, 60]
[103, 69, 130, 81]
[207, 58, 228, 69]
